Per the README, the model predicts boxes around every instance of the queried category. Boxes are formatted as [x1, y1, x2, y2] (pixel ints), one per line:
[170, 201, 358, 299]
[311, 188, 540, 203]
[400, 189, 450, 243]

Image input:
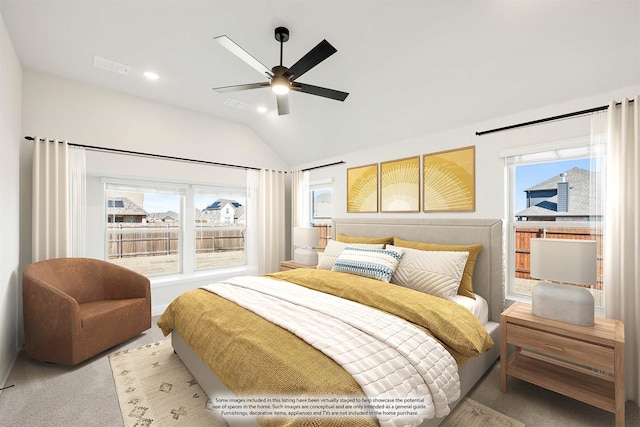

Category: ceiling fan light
[271, 77, 290, 95]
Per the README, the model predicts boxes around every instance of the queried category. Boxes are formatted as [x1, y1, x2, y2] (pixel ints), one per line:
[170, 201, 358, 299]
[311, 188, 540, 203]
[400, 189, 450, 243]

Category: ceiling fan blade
[276, 94, 290, 115]
[287, 39, 337, 80]
[292, 82, 349, 101]
[214, 35, 272, 77]
[212, 82, 270, 93]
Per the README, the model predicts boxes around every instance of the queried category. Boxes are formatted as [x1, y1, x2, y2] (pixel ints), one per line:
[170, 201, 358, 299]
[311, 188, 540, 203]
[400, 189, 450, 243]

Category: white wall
[0, 9, 22, 391]
[20, 71, 290, 316]
[302, 85, 640, 223]
[22, 71, 288, 171]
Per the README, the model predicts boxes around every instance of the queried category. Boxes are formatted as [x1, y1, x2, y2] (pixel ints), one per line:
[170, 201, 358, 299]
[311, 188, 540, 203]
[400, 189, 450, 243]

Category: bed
[158, 218, 504, 427]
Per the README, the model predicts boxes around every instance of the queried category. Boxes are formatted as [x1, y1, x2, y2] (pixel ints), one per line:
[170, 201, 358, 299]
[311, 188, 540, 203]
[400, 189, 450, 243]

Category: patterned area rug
[109, 340, 229, 427]
[110, 340, 523, 427]
[440, 398, 526, 427]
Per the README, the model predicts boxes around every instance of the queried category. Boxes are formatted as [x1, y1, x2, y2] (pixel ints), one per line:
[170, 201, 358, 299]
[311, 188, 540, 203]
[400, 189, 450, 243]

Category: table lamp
[529, 238, 597, 326]
[293, 227, 320, 266]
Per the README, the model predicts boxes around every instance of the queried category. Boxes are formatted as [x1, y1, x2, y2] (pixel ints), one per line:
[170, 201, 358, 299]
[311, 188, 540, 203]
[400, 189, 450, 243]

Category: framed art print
[347, 163, 378, 213]
[423, 145, 475, 212]
[380, 156, 420, 213]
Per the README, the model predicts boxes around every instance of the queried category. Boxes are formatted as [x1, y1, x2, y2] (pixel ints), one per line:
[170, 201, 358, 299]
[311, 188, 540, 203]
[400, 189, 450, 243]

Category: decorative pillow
[317, 240, 385, 270]
[332, 247, 404, 282]
[393, 237, 482, 299]
[336, 234, 394, 245]
[388, 244, 469, 300]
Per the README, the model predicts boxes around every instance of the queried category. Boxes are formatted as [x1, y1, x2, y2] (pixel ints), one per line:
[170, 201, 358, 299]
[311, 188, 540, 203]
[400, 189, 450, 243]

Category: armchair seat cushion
[78, 298, 150, 360]
[23, 258, 151, 365]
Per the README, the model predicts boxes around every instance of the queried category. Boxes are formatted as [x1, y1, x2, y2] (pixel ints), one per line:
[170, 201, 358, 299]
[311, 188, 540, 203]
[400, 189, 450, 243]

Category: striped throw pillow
[332, 247, 404, 282]
[317, 240, 385, 270]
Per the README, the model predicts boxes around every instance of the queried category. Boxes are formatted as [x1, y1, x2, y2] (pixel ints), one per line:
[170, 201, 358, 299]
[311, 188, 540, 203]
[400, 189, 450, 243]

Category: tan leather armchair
[23, 257, 151, 365]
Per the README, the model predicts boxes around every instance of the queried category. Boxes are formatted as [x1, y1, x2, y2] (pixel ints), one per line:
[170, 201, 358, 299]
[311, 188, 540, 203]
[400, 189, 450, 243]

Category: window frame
[103, 178, 247, 279]
[193, 185, 247, 272]
[308, 178, 333, 251]
[502, 137, 605, 314]
[309, 179, 333, 224]
[105, 179, 186, 277]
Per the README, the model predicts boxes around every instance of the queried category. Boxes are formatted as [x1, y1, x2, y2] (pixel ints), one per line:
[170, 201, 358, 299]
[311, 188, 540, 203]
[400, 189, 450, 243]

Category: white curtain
[32, 138, 70, 262]
[291, 170, 310, 255]
[69, 146, 87, 257]
[603, 96, 639, 405]
[246, 170, 260, 275]
[247, 169, 286, 275]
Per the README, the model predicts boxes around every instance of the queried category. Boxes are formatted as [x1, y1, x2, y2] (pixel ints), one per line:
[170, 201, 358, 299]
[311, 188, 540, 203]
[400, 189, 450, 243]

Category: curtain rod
[475, 99, 635, 136]
[24, 136, 266, 171]
[25, 136, 346, 174]
[301, 161, 345, 172]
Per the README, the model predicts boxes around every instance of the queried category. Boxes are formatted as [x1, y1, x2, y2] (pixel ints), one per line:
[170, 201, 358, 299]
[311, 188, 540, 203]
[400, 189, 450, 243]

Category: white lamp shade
[530, 238, 597, 285]
[293, 227, 319, 248]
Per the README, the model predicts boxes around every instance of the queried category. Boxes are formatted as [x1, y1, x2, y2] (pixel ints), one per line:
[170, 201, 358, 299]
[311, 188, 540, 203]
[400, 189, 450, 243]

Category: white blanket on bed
[201, 276, 460, 427]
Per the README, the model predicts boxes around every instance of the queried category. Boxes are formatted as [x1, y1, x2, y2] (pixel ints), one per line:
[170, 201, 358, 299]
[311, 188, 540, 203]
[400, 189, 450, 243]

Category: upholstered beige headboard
[332, 218, 504, 322]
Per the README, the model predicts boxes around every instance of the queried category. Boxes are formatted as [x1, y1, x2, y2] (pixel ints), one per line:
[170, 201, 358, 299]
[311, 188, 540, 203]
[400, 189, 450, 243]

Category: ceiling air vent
[223, 98, 250, 110]
[93, 55, 130, 75]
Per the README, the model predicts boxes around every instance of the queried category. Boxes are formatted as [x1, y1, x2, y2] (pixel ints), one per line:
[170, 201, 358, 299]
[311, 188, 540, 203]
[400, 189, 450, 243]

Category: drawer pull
[545, 344, 565, 352]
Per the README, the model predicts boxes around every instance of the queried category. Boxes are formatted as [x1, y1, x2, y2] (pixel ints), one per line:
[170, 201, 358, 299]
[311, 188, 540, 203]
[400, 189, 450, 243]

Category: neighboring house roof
[107, 197, 147, 216]
[204, 199, 242, 211]
[147, 210, 180, 221]
[516, 167, 601, 218]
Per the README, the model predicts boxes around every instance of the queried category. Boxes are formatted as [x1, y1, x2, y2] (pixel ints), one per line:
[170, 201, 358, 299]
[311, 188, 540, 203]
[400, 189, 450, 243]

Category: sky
[142, 193, 246, 214]
[143, 193, 181, 213]
[514, 158, 592, 213]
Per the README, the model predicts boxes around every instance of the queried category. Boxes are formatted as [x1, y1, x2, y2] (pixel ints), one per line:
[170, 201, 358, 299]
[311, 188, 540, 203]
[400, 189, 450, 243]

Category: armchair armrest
[101, 262, 151, 301]
[23, 274, 81, 356]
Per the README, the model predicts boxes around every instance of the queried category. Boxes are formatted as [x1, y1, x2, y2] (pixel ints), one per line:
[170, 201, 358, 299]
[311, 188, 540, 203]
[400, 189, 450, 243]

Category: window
[106, 182, 184, 276]
[311, 188, 331, 220]
[504, 138, 605, 312]
[105, 180, 247, 277]
[194, 188, 246, 271]
[309, 180, 332, 250]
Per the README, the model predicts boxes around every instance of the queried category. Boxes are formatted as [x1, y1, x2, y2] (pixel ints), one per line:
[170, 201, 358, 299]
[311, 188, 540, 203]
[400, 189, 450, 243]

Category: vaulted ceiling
[2, 1, 639, 166]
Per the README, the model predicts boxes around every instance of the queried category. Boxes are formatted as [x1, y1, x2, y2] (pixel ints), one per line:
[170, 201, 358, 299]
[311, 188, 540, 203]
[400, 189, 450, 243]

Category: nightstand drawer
[507, 323, 614, 372]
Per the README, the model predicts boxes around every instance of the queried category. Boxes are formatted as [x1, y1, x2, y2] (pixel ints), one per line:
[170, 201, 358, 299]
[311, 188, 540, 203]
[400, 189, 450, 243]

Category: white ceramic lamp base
[293, 247, 318, 266]
[532, 281, 595, 326]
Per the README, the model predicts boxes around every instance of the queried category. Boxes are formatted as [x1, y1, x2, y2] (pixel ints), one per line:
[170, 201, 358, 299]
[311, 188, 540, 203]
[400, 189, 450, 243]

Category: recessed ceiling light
[144, 71, 159, 81]
[257, 106, 268, 114]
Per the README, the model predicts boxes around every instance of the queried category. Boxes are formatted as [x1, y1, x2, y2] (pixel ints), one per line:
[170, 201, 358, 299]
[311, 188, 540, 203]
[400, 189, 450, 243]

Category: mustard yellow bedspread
[157, 269, 494, 427]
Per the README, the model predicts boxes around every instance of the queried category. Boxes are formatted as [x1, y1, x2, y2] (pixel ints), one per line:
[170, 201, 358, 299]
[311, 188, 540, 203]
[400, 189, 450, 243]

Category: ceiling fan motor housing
[275, 27, 289, 43]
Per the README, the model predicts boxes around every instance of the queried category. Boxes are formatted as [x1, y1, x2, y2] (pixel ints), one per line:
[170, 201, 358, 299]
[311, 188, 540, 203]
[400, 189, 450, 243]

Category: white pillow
[317, 240, 385, 270]
[388, 244, 469, 300]
[332, 246, 404, 283]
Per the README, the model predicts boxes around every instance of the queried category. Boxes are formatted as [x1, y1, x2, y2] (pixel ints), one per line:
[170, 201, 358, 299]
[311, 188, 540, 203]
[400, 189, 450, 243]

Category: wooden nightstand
[501, 302, 625, 427]
[279, 260, 315, 271]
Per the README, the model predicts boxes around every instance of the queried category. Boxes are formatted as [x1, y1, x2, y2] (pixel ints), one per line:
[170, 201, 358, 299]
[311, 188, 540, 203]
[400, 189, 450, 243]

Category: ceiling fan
[212, 27, 349, 115]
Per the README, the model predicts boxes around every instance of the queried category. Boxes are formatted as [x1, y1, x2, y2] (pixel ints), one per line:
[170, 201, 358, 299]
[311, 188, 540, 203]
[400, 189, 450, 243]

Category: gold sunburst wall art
[423, 145, 475, 212]
[380, 156, 420, 213]
[347, 163, 378, 213]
